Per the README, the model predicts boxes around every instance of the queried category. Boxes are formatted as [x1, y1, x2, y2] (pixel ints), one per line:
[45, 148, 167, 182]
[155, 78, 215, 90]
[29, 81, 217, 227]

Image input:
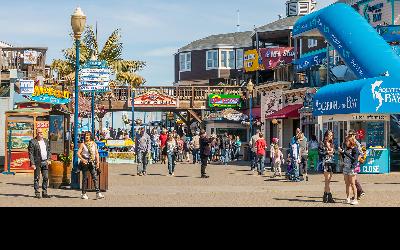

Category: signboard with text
[79, 60, 111, 93]
[208, 94, 242, 108]
[134, 90, 177, 108]
[19, 80, 35, 95]
[244, 49, 264, 72]
[259, 47, 295, 70]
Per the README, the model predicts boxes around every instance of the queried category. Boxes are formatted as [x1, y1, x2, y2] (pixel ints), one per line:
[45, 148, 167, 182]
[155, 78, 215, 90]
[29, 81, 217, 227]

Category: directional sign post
[79, 60, 111, 134]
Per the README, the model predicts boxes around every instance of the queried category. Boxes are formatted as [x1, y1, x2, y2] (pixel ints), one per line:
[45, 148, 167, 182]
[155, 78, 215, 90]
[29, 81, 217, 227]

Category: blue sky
[0, 0, 336, 86]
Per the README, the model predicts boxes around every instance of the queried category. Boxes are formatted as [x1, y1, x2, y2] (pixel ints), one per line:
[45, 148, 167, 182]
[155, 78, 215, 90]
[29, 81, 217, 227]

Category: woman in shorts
[339, 136, 360, 205]
[319, 130, 336, 203]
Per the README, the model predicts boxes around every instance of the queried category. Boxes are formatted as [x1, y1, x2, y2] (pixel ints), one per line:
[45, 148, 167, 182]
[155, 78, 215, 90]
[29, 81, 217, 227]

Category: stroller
[285, 156, 296, 181]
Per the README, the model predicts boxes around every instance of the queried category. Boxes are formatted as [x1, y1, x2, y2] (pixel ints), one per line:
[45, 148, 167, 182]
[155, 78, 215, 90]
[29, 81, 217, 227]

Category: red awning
[245, 107, 261, 119]
[266, 104, 303, 120]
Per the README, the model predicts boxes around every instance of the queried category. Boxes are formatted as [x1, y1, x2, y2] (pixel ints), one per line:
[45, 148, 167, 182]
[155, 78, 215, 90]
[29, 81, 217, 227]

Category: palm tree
[51, 26, 146, 86]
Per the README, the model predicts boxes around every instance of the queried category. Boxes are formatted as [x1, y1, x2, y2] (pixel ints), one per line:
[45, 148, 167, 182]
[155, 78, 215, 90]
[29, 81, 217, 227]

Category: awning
[313, 76, 400, 116]
[266, 104, 303, 119]
[245, 107, 261, 119]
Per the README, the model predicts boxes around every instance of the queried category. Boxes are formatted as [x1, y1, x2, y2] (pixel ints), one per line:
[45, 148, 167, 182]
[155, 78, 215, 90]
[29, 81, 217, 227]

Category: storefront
[4, 103, 71, 173]
[313, 77, 400, 174]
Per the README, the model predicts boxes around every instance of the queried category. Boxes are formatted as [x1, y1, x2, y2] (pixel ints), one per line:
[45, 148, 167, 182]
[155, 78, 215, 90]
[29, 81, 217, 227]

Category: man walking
[199, 130, 211, 178]
[28, 129, 51, 199]
[221, 132, 231, 166]
[289, 135, 301, 182]
[249, 129, 261, 171]
[191, 131, 201, 164]
[298, 131, 309, 181]
[135, 127, 151, 176]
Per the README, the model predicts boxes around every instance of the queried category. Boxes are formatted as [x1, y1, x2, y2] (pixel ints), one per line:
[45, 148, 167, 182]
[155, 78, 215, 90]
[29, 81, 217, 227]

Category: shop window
[216, 128, 247, 142]
[207, 50, 218, 70]
[0, 80, 10, 97]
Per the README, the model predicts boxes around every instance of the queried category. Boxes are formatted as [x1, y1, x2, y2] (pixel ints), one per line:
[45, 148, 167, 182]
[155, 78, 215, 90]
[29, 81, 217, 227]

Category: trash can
[84, 151, 109, 192]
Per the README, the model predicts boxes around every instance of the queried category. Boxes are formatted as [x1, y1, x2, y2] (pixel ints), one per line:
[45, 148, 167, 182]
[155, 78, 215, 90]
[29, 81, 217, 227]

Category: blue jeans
[167, 153, 176, 174]
[192, 149, 200, 163]
[291, 160, 300, 180]
[251, 151, 257, 169]
[222, 149, 230, 165]
[152, 146, 159, 162]
[257, 155, 265, 174]
[137, 151, 149, 174]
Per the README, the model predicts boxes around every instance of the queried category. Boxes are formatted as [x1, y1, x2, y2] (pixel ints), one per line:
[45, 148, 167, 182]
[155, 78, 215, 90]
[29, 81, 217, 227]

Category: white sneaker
[350, 199, 359, 205]
[345, 198, 351, 204]
[96, 192, 105, 200]
[81, 194, 89, 200]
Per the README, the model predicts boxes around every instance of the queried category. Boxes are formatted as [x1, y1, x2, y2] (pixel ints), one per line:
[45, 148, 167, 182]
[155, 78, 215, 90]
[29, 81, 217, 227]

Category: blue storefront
[313, 76, 400, 174]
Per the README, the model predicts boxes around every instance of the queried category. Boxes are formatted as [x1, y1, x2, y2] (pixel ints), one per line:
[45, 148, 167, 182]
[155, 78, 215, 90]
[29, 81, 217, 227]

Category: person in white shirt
[28, 129, 52, 199]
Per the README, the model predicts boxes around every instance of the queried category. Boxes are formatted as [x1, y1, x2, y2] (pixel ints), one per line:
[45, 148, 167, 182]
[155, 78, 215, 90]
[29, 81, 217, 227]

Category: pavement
[1, 161, 400, 207]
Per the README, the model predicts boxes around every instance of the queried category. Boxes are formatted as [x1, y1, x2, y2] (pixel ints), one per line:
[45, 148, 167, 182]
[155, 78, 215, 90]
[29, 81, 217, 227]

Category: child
[270, 144, 284, 178]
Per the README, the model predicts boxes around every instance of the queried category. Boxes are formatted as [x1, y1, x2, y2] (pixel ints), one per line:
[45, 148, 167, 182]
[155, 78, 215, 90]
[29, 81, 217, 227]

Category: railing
[101, 85, 245, 110]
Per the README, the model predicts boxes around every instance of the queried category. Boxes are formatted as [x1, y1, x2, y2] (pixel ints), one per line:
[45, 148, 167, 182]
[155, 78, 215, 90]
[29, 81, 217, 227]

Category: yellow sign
[244, 49, 264, 72]
[32, 86, 70, 99]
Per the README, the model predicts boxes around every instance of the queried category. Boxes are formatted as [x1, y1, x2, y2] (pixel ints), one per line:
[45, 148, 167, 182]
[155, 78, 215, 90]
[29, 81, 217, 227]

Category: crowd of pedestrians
[29, 123, 368, 205]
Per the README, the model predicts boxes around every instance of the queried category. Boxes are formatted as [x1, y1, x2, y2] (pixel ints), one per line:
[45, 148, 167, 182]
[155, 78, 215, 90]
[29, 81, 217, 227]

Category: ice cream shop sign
[30, 86, 71, 105]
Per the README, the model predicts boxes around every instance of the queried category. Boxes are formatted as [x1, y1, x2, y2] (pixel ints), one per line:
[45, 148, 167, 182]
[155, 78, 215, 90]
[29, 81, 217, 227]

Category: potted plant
[59, 153, 72, 186]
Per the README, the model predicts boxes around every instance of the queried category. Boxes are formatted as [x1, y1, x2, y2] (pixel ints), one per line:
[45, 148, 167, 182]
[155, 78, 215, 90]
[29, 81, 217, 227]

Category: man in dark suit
[199, 130, 211, 179]
[28, 128, 52, 199]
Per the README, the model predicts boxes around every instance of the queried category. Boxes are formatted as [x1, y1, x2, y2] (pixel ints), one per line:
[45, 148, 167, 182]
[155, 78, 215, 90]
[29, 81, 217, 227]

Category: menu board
[7, 122, 34, 150]
[36, 121, 49, 139]
[367, 122, 385, 148]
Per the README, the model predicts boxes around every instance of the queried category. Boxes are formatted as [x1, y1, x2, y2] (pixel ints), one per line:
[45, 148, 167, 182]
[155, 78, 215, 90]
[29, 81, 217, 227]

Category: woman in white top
[77, 131, 105, 200]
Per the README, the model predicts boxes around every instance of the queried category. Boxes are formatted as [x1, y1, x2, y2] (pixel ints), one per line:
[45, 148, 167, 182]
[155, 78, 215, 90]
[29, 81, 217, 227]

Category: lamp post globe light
[71, 7, 86, 189]
[247, 79, 254, 139]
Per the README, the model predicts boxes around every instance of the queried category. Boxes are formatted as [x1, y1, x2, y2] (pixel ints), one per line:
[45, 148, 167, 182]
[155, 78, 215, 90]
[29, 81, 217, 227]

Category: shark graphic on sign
[371, 80, 384, 112]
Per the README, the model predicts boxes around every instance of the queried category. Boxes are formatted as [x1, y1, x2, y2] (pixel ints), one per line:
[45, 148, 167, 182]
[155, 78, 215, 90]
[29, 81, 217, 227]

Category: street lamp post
[131, 87, 135, 141]
[247, 79, 254, 140]
[71, 7, 86, 189]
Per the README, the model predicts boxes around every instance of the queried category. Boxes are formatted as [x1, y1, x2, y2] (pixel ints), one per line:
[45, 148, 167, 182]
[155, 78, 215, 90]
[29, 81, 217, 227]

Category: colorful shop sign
[36, 121, 49, 139]
[19, 80, 35, 95]
[30, 86, 70, 105]
[259, 47, 295, 70]
[208, 94, 242, 108]
[360, 148, 390, 174]
[79, 60, 111, 93]
[23, 50, 38, 65]
[244, 49, 264, 72]
[134, 90, 177, 107]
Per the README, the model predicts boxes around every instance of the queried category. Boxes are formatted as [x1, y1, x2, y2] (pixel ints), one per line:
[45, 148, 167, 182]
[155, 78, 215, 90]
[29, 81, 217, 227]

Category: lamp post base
[2, 171, 15, 175]
[70, 170, 80, 190]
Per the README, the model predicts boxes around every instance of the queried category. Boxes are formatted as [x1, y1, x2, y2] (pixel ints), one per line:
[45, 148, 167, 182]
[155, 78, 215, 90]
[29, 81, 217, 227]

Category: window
[0, 80, 10, 97]
[236, 49, 244, 69]
[308, 39, 318, 49]
[220, 50, 235, 68]
[206, 50, 218, 69]
[179, 52, 191, 72]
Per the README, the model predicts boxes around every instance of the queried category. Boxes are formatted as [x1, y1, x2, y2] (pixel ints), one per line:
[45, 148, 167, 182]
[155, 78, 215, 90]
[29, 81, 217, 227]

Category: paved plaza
[1, 162, 400, 207]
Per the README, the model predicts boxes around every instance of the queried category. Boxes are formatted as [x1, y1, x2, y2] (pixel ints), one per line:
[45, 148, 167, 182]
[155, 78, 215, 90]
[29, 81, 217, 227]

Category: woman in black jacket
[338, 136, 360, 205]
[319, 130, 336, 203]
[199, 130, 212, 178]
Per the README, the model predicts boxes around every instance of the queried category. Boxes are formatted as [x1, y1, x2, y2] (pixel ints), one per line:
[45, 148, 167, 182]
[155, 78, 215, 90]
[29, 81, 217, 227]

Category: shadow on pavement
[273, 197, 322, 203]
[0, 193, 33, 198]
[374, 183, 400, 185]
[6, 182, 34, 187]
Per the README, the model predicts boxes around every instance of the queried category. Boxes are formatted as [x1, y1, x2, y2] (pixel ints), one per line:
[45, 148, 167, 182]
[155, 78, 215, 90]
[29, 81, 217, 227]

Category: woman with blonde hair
[270, 144, 284, 178]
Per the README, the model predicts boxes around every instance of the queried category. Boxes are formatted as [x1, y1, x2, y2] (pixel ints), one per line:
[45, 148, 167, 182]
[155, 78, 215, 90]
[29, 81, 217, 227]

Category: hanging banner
[79, 60, 111, 93]
[377, 25, 400, 43]
[259, 47, 295, 70]
[23, 50, 38, 65]
[293, 50, 326, 72]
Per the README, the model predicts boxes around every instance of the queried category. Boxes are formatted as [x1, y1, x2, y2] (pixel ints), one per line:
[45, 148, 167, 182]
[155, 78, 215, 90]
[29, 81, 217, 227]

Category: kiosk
[313, 77, 400, 174]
